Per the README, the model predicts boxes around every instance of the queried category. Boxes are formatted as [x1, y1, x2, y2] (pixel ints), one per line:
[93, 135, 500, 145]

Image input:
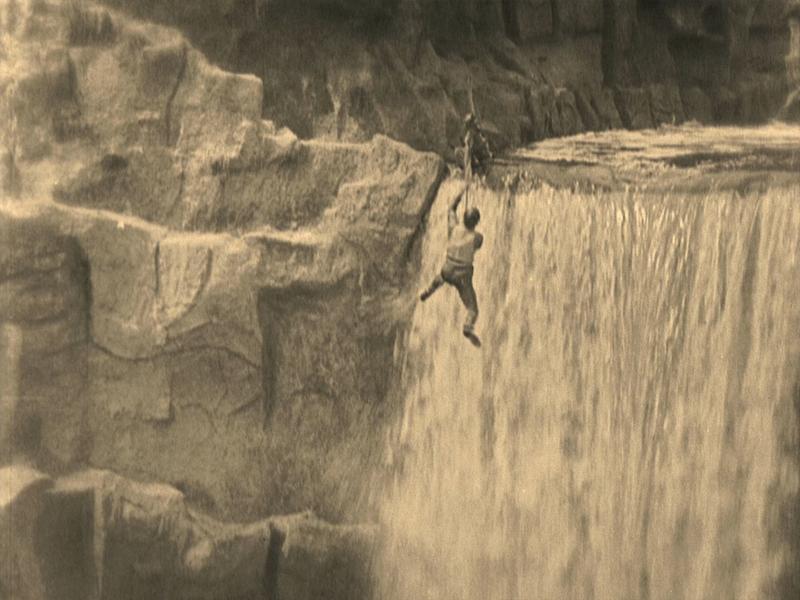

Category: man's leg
[457, 277, 479, 332]
[454, 271, 481, 347]
[420, 271, 445, 302]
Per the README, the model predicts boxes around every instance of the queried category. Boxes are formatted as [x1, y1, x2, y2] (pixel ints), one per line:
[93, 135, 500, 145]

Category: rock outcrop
[0, 180, 436, 521]
[96, 0, 792, 154]
[0, 465, 374, 600]
[1, 0, 443, 523]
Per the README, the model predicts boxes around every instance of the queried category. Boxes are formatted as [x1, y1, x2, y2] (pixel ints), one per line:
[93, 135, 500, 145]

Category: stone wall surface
[1, 0, 442, 524]
[0, 218, 90, 468]
[98, 0, 793, 153]
[0, 182, 437, 521]
[0, 465, 374, 600]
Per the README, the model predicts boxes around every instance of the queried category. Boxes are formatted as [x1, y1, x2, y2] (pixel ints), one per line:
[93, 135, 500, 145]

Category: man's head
[464, 113, 478, 129]
[464, 207, 481, 230]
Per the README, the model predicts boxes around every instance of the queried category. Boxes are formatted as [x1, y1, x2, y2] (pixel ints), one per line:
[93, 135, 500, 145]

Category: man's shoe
[419, 289, 432, 302]
[463, 327, 482, 348]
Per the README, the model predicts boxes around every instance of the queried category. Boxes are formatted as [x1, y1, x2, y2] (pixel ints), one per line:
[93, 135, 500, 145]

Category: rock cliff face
[1, 0, 442, 524]
[1, 464, 374, 600]
[99, 0, 792, 154]
[781, 1, 800, 119]
[0, 221, 90, 468]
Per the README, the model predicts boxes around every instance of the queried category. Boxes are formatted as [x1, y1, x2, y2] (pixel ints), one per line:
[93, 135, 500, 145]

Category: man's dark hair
[464, 207, 481, 230]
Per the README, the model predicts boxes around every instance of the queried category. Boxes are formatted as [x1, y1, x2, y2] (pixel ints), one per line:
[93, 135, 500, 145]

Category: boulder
[60, 469, 274, 600]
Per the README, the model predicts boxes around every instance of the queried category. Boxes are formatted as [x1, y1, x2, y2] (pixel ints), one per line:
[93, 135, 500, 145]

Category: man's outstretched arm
[447, 190, 464, 235]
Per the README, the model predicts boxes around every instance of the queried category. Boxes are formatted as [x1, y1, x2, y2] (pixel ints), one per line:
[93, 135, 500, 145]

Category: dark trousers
[454, 147, 490, 178]
[423, 263, 479, 331]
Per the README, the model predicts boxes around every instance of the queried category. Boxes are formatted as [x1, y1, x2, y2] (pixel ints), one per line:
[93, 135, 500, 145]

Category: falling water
[378, 178, 800, 600]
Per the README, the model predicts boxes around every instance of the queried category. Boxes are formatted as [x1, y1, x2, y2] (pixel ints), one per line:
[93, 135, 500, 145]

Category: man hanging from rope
[419, 187, 483, 348]
[455, 113, 492, 180]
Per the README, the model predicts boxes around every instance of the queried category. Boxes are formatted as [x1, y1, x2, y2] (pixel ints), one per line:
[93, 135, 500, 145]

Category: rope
[466, 74, 477, 213]
[464, 136, 473, 212]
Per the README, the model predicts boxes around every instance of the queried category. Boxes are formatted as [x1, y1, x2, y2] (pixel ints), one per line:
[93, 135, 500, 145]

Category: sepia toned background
[2, 1, 799, 599]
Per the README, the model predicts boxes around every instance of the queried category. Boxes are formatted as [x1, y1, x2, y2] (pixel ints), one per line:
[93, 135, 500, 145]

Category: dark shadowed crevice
[35, 487, 97, 600]
[401, 159, 447, 269]
[550, 0, 562, 41]
[257, 287, 288, 425]
[163, 44, 188, 146]
[263, 523, 286, 600]
[153, 241, 160, 297]
[9, 412, 42, 458]
[72, 242, 94, 466]
[636, 0, 670, 30]
[701, 3, 726, 37]
[502, 0, 520, 43]
[601, 0, 618, 86]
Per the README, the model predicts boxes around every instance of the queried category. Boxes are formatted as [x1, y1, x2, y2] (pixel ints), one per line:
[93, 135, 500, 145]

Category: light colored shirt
[446, 213, 483, 267]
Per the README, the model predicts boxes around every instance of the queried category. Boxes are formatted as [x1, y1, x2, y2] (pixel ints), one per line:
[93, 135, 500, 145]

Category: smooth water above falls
[377, 173, 800, 599]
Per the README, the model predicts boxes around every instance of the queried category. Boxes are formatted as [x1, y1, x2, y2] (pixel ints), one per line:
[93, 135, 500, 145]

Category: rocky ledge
[1, 464, 374, 600]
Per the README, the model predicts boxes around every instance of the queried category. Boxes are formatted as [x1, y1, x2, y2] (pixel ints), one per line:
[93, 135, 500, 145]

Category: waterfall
[377, 179, 800, 600]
